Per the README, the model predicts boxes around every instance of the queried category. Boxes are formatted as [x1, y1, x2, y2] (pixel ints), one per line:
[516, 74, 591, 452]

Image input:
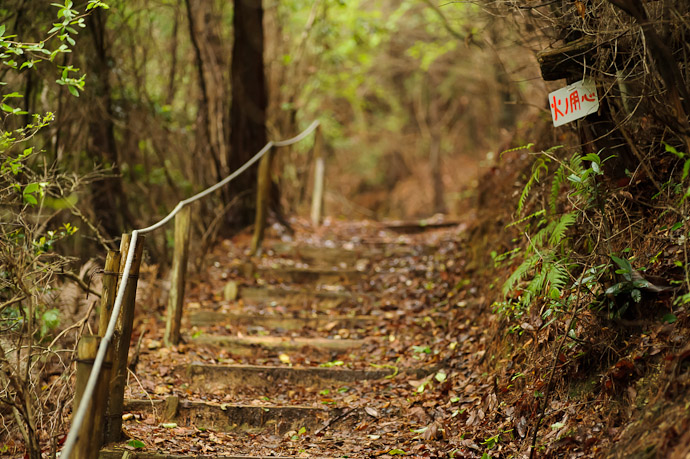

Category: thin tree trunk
[185, 0, 224, 185]
[228, 0, 268, 228]
[86, 10, 132, 238]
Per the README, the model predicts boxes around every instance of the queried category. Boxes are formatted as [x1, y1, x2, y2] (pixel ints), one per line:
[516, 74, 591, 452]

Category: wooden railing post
[311, 126, 325, 227]
[250, 146, 274, 255]
[73, 335, 113, 458]
[98, 250, 121, 337]
[165, 205, 191, 346]
[104, 233, 144, 443]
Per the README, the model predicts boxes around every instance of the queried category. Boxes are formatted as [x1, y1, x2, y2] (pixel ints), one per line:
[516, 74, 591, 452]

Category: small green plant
[496, 149, 607, 318]
[604, 255, 651, 317]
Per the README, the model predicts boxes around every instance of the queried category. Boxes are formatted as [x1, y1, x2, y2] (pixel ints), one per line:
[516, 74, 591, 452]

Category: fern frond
[531, 220, 554, 250]
[506, 209, 546, 229]
[545, 262, 570, 293]
[550, 164, 566, 215]
[548, 212, 577, 247]
[517, 158, 549, 216]
[525, 268, 547, 299]
[500, 143, 535, 159]
[503, 253, 540, 297]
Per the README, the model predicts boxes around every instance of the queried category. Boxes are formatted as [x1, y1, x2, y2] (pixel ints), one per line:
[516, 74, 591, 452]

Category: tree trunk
[228, 0, 268, 229]
[86, 10, 131, 240]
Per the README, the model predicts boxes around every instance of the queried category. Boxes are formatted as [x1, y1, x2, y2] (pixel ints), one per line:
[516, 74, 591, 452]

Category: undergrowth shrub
[494, 147, 612, 321]
[0, 2, 108, 457]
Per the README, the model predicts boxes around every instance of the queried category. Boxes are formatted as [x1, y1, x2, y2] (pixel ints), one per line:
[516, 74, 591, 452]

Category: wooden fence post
[250, 146, 274, 255]
[165, 205, 191, 346]
[104, 233, 144, 443]
[311, 126, 325, 227]
[73, 335, 113, 458]
[98, 250, 121, 337]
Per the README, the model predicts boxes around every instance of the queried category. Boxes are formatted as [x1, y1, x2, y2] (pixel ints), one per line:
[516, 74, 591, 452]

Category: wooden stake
[73, 335, 113, 458]
[250, 146, 274, 255]
[165, 206, 191, 346]
[104, 233, 144, 443]
[311, 126, 325, 227]
[98, 250, 121, 337]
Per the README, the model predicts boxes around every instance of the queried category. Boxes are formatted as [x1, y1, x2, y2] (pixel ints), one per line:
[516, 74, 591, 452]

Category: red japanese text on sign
[548, 80, 599, 127]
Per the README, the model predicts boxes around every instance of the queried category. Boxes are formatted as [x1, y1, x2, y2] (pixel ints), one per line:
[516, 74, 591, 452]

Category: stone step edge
[123, 399, 336, 434]
[180, 363, 430, 381]
[188, 311, 375, 328]
[192, 335, 367, 354]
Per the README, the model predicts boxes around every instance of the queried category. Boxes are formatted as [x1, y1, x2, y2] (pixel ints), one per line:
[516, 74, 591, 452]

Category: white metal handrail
[61, 120, 320, 458]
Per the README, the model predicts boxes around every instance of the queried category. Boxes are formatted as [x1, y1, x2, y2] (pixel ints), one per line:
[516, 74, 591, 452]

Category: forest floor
[84, 149, 690, 459]
[103, 217, 488, 458]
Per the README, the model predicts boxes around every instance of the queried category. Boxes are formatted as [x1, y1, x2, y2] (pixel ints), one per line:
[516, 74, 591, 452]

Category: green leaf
[664, 142, 684, 159]
[434, 370, 447, 383]
[605, 283, 625, 296]
[0, 25, 5, 37]
[567, 173, 582, 184]
[23, 194, 38, 205]
[610, 255, 632, 274]
[581, 153, 601, 164]
[388, 449, 407, 455]
[24, 183, 39, 194]
[160, 422, 177, 429]
[67, 85, 79, 97]
[631, 289, 641, 303]
[42, 308, 60, 329]
[663, 313, 678, 324]
[126, 439, 145, 449]
[411, 345, 431, 354]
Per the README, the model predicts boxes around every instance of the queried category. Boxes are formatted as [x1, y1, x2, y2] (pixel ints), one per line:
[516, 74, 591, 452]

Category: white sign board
[549, 79, 599, 127]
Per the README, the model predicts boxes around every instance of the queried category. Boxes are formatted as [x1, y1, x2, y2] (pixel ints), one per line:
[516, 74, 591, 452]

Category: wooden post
[104, 233, 144, 443]
[165, 206, 191, 346]
[73, 335, 113, 458]
[98, 250, 121, 337]
[310, 126, 325, 227]
[250, 146, 274, 255]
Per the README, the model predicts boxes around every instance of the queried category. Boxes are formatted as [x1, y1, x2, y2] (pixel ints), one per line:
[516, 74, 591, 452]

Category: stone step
[256, 266, 362, 285]
[382, 219, 461, 233]
[178, 364, 398, 392]
[239, 286, 354, 308]
[189, 311, 375, 330]
[192, 335, 366, 356]
[123, 398, 334, 434]
[270, 243, 361, 266]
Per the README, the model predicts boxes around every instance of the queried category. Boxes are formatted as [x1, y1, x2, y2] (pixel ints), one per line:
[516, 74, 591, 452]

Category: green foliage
[0, 2, 106, 456]
[603, 255, 651, 317]
[663, 142, 690, 202]
[495, 149, 606, 318]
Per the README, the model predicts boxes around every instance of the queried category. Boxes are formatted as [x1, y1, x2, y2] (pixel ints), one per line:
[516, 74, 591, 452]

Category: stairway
[100, 226, 450, 458]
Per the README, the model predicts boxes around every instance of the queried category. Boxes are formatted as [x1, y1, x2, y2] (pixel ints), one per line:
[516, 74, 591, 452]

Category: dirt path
[101, 219, 483, 458]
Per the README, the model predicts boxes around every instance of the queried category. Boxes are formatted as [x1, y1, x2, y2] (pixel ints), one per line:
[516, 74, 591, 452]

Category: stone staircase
[100, 234, 444, 458]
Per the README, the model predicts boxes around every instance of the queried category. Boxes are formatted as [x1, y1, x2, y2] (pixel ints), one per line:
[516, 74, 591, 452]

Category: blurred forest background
[7, 0, 690, 456]
[0, 0, 547, 262]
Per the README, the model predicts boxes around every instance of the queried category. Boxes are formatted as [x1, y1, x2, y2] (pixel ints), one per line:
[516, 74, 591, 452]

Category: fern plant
[495, 149, 605, 319]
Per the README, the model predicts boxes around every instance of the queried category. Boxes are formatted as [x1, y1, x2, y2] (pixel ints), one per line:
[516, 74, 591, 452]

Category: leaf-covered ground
[38, 145, 687, 459]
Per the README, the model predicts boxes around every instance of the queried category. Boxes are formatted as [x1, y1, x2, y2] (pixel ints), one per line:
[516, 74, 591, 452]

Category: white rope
[61, 120, 320, 458]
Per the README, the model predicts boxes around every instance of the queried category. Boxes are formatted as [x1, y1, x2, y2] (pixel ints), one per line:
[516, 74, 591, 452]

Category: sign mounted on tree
[549, 79, 599, 127]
